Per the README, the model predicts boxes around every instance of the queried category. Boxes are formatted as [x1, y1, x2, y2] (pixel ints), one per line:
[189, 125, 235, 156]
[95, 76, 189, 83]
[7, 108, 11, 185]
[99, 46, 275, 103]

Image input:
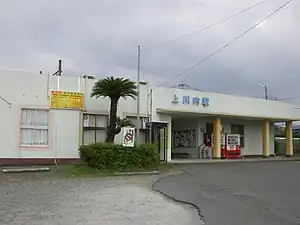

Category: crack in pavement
[152, 176, 206, 224]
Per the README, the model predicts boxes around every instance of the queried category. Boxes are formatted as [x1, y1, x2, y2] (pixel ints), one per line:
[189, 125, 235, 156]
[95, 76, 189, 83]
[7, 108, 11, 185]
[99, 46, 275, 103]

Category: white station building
[0, 72, 299, 164]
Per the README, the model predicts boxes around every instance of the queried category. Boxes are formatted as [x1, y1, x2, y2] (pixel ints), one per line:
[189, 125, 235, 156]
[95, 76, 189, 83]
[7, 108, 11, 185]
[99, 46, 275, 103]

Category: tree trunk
[105, 98, 118, 143]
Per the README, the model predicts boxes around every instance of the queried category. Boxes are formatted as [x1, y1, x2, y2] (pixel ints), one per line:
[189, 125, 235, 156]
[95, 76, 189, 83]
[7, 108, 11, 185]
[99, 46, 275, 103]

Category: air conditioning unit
[83, 114, 89, 127]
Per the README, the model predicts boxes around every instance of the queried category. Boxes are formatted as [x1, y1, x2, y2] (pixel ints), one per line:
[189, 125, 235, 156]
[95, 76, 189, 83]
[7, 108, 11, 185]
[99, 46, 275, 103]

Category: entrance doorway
[150, 122, 168, 161]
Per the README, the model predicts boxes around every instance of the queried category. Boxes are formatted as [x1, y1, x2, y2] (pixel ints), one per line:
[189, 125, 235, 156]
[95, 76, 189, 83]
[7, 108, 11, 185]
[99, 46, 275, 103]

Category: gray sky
[0, 0, 299, 102]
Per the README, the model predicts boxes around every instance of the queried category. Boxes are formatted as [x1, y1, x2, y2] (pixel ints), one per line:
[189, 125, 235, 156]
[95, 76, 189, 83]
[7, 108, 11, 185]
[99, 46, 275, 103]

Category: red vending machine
[225, 134, 241, 159]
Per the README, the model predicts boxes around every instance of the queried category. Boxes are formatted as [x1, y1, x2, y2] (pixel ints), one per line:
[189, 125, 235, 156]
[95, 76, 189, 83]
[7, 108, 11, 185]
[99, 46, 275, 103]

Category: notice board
[50, 91, 84, 110]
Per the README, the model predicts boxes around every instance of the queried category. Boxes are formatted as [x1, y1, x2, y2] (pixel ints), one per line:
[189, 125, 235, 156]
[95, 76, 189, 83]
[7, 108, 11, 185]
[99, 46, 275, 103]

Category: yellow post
[213, 117, 221, 159]
[262, 120, 270, 157]
[285, 121, 293, 157]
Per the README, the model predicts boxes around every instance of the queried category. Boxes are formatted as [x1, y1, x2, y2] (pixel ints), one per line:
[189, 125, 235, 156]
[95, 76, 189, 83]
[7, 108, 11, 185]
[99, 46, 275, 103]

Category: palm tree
[115, 117, 135, 135]
[91, 76, 137, 143]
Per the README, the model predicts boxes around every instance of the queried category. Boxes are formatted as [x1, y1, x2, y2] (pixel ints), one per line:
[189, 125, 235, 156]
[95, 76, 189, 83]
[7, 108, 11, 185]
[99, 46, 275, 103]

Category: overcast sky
[0, 0, 299, 102]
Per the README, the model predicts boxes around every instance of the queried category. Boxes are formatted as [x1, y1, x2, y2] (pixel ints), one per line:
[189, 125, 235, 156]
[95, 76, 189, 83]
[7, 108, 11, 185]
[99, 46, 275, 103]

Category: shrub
[79, 142, 160, 171]
[274, 139, 280, 155]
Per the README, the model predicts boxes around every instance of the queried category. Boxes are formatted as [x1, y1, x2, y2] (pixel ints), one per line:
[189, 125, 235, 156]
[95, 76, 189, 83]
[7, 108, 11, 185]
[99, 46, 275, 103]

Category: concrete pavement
[0, 173, 200, 225]
[153, 161, 300, 225]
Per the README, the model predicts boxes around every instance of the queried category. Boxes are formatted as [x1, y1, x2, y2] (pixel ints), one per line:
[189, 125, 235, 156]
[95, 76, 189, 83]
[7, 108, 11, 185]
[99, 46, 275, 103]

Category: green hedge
[274, 139, 280, 155]
[79, 142, 160, 171]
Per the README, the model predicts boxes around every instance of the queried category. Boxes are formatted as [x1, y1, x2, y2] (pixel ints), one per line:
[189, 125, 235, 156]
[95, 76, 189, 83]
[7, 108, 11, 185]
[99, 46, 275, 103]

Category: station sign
[171, 94, 210, 106]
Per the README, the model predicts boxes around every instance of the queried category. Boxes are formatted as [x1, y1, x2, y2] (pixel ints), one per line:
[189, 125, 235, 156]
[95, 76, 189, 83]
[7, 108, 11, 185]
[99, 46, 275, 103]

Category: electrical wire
[143, 0, 270, 51]
[157, 0, 294, 87]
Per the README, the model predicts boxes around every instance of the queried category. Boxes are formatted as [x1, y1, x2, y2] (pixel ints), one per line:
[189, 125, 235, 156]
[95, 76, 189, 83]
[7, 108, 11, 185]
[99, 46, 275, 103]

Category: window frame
[20, 108, 50, 147]
[82, 113, 108, 145]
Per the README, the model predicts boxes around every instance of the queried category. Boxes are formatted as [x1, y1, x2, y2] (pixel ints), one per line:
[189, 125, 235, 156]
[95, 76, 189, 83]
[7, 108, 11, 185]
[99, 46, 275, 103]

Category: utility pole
[260, 84, 268, 100]
[264, 85, 268, 100]
[136, 46, 141, 146]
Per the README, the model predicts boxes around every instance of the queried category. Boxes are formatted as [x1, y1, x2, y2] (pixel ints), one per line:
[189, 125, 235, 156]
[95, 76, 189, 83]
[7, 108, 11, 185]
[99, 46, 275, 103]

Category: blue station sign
[172, 94, 210, 106]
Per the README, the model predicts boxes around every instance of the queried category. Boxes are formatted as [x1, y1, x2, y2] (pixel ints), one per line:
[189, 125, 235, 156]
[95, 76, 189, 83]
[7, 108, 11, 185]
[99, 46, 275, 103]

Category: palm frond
[90, 76, 137, 100]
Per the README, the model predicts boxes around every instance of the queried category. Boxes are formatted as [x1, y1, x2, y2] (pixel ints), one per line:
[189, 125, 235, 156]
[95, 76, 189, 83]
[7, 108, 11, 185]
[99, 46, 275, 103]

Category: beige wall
[0, 72, 149, 159]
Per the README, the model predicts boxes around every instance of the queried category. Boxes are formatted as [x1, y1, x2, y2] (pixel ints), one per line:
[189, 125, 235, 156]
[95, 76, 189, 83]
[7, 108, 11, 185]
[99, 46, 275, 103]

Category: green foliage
[115, 117, 135, 135]
[294, 139, 300, 155]
[90, 76, 137, 143]
[276, 133, 300, 138]
[79, 142, 160, 171]
[274, 139, 280, 155]
[90, 76, 137, 101]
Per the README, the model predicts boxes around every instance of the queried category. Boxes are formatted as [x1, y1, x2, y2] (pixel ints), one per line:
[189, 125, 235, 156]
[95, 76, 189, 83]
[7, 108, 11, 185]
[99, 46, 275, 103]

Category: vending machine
[225, 134, 241, 159]
[207, 133, 241, 159]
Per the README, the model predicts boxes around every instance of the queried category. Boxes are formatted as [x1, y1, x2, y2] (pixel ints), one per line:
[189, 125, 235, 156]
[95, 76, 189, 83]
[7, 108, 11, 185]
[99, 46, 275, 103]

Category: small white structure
[0, 71, 299, 165]
[122, 127, 135, 147]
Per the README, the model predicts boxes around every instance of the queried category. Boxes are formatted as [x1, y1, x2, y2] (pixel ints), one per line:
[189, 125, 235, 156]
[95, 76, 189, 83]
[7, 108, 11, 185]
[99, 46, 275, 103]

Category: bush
[79, 142, 160, 171]
[274, 139, 280, 155]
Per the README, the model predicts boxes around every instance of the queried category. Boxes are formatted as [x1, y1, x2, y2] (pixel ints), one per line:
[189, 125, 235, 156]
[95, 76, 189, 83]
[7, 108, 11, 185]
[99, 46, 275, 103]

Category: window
[206, 123, 213, 134]
[20, 109, 49, 146]
[83, 114, 108, 145]
[230, 124, 244, 148]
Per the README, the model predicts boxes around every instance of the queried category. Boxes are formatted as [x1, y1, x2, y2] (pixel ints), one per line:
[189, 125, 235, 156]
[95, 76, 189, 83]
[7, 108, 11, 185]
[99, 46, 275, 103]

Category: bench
[171, 152, 191, 159]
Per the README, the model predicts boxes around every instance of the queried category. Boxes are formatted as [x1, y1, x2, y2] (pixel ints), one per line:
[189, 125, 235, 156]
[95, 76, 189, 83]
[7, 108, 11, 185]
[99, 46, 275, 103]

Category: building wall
[0, 72, 149, 162]
[151, 87, 300, 121]
[0, 71, 291, 163]
[171, 118, 275, 158]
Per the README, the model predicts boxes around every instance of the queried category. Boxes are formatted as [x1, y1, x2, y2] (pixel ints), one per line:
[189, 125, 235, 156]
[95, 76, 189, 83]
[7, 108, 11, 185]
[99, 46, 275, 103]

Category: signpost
[122, 127, 135, 147]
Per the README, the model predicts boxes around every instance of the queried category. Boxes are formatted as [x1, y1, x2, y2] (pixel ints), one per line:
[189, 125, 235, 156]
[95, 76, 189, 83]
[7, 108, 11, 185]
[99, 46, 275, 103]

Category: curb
[114, 171, 160, 176]
[170, 157, 300, 164]
[1, 167, 51, 173]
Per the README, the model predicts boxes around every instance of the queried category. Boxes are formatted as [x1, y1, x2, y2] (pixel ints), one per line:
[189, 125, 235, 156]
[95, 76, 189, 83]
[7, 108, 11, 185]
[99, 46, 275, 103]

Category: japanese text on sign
[50, 91, 84, 110]
[172, 94, 210, 106]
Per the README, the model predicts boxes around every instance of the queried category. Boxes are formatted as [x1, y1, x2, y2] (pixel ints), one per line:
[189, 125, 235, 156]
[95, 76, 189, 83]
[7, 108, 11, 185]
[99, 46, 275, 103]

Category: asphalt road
[0, 173, 199, 225]
[153, 161, 300, 225]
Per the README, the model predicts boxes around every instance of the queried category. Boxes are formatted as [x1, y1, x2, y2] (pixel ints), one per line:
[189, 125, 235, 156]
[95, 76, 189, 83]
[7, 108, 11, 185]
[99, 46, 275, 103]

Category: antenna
[53, 60, 62, 76]
[176, 82, 205, 91]
[58, 59, 62, 76]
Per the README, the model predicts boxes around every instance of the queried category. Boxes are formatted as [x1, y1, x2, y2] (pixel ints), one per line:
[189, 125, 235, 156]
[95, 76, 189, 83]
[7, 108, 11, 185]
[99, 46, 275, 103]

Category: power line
[143, 0, 270, 51]
[157, 0, 294, 87]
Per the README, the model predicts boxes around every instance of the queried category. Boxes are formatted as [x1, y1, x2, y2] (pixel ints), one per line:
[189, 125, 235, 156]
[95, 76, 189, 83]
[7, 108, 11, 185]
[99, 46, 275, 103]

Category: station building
[0, 72, 299, 164]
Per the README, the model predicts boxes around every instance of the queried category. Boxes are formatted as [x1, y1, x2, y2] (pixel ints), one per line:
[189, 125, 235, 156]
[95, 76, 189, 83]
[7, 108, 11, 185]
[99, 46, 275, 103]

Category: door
[158, 128, 167, 161]
[150, 122, 168, 162]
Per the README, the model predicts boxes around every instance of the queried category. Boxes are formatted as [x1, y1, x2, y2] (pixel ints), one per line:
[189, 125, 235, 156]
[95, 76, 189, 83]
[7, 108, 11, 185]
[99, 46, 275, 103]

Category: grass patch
[48, 162, 179, 178]
[48, 164, 113, 178]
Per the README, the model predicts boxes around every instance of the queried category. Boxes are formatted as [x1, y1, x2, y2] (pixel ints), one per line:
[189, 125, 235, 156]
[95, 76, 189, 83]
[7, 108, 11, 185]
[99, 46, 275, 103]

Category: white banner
[122, 127, 135, 147]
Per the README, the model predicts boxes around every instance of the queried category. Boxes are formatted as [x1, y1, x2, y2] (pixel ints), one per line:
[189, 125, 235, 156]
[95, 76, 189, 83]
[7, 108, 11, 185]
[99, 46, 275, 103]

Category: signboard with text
[172, 94, 210, 106]
[50, 91, 84, 110]
[226, 134, 240, 151]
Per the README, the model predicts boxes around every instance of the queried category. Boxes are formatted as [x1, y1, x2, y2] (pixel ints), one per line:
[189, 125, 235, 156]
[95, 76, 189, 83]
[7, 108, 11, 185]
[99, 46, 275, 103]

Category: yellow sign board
[50, 91, 84, 110]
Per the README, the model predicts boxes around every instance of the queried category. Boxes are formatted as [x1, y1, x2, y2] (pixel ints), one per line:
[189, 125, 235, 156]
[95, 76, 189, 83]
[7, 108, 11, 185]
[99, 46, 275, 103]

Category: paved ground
[153, 161, 300, 225]
[0, 173, 200, 225]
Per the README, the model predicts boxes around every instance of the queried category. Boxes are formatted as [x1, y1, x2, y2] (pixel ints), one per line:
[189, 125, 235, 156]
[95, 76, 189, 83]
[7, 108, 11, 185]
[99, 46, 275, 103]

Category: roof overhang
[156, 108, 300, 122]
